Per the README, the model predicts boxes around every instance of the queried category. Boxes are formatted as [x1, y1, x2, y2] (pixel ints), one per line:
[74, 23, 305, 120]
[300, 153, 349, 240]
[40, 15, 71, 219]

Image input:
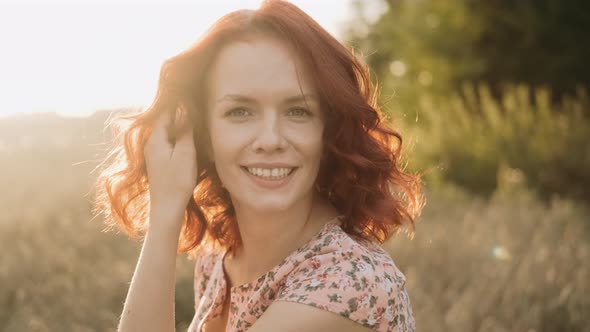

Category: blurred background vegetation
[345, 0, 590, 203]
[1, 0, 588, 331]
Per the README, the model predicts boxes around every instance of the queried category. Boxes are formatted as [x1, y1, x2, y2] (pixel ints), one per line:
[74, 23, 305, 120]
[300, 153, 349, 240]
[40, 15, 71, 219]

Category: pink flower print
[335, 277, 355, 291]
[380, 277, 394, 294]
[367, 315, 378, 327]
[384, 303, 396, 322]
[316, 303, 330, 311]
[316, 272, 329, 283]
[309, 279, 323, 288]
[284, 277, 296, 288]
[371, 306, 385, 320]
[366, 307, 385, 327]
[358, 293, 371, 309]
[310, 257, 321, 269]
[356, 262, 372, 278]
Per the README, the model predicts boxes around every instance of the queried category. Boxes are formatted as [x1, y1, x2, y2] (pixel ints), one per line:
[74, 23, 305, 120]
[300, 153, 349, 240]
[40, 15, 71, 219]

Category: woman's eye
[224, 108, 251, 117]
[288, 107, 312, 117]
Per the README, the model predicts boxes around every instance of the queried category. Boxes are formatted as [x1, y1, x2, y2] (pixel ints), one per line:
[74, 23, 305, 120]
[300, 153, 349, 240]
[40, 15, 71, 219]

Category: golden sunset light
[0, 0, 354, 118]
[3, 1, 587, 330]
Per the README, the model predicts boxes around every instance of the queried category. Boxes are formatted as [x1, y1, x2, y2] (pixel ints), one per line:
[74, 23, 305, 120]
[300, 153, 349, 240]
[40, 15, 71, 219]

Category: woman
[93, 1, 424, 331]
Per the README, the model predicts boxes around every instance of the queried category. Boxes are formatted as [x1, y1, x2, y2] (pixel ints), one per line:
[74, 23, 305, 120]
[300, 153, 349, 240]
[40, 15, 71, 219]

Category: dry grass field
[1, 112, 588, 331]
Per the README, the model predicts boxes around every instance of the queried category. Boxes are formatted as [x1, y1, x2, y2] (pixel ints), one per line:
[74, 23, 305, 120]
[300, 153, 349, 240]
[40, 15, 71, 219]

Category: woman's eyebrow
[216, 93, 318, 105]
[216, 94, 256, 104]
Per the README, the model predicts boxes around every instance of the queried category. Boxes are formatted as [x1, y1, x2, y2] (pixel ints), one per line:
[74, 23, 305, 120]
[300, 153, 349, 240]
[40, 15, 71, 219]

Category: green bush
[400, 83, 590, 203]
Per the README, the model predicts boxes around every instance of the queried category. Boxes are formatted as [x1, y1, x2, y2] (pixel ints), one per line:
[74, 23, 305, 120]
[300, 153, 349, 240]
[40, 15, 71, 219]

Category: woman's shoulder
[283, 220, 408, 292]
[275, 221, 414, 331]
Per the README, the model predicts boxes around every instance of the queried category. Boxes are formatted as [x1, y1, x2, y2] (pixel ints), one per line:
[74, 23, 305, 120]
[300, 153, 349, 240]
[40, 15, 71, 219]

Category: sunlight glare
[0, 0, 354, 118]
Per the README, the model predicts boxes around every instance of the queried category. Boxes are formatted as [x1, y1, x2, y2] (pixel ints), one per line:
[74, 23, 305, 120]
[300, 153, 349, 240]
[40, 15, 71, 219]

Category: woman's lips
[240, 166, 298, 189]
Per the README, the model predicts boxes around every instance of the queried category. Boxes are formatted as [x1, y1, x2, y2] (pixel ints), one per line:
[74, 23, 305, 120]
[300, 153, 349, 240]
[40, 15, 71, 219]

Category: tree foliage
[346, 0, 590, 101]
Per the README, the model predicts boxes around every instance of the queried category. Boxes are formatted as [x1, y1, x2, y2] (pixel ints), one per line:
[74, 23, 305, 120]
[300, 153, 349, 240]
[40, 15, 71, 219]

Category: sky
[0, 0, 376, 118]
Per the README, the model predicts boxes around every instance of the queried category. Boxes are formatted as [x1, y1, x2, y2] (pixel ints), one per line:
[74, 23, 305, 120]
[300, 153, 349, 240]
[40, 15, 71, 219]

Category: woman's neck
[223, 193, 340, 287]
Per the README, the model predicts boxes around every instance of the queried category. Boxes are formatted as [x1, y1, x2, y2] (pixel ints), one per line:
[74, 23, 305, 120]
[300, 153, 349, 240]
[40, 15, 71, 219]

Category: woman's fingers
[171, 109, 196, 159]
[174, 122, 194, 148]
[142, 108, 198, 214]
[144, 107, 196, 162]
[145, 112, 172, 158]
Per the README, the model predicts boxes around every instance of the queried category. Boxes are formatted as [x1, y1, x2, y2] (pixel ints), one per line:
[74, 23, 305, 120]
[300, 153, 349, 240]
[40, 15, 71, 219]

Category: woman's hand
[143, 107, 198, 227]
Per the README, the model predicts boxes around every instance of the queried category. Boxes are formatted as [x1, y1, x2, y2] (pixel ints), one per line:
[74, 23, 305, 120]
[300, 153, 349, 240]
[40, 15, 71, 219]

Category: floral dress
[187, 216, 415, 332]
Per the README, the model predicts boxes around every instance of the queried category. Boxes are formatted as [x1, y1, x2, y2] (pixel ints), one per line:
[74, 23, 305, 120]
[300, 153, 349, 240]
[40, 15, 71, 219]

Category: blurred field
[1, 110, 588, 331]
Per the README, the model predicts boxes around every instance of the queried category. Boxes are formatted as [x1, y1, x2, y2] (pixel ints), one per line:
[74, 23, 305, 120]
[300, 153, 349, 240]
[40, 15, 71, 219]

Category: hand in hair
[143, 106, 198, 228]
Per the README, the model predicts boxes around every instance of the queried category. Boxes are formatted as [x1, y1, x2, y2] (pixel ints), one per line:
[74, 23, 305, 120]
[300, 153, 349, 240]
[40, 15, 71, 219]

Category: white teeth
[246, 167, 293, 180]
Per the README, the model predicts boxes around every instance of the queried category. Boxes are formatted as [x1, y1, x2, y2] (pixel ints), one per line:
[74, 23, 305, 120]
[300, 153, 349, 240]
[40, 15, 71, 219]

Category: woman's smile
[240, 166, 298, 189]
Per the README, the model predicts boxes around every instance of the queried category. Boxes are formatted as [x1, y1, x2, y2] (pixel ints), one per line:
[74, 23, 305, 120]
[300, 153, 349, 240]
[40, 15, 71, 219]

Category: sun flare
[0, 0, 353, 118]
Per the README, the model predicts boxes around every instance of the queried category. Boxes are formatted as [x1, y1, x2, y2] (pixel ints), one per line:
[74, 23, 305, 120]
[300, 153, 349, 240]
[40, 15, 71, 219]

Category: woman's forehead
[207, 37, 316, 101]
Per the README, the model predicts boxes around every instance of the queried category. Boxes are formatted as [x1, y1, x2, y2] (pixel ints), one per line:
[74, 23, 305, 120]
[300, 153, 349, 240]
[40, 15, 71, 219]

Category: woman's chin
[247, 201, 294, 213]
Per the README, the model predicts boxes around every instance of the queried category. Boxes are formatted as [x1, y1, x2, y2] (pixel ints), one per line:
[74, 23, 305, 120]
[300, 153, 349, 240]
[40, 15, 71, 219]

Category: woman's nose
[251, 112, 288, 153]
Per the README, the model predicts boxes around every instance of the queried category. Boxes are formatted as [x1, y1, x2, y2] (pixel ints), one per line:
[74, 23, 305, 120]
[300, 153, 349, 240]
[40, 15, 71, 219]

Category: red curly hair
[92, 0, 425, 259]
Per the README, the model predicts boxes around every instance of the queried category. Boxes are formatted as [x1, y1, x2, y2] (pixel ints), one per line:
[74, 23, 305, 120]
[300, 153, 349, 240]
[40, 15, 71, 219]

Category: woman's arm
[116, 107, 196, 331]
[117, 207, 184, 332]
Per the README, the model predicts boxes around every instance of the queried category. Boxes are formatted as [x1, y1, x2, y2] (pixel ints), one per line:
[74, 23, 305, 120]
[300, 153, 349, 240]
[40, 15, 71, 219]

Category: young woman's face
[206, 36, 324, 213]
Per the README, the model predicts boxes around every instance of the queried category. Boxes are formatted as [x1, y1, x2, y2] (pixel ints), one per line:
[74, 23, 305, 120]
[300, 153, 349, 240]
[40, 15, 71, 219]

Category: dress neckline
[218, 215, 344, 292]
